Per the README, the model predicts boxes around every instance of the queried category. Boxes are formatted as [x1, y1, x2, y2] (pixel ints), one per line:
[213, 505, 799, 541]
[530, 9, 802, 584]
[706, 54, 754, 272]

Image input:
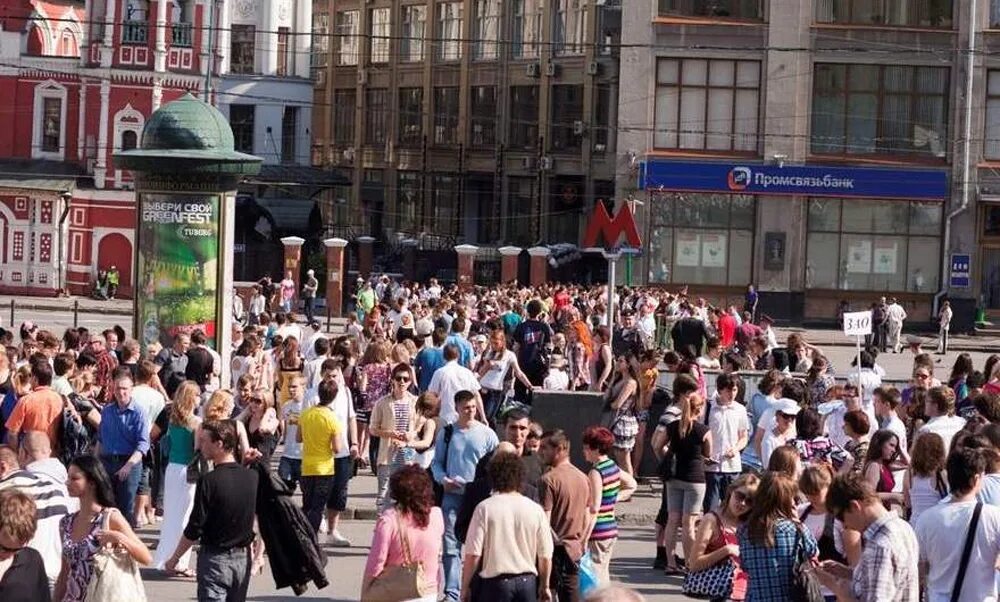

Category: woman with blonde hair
[239, 388, 280, 464]
[152, 381, 202, 575]
[661, 390, 712, 575]
[202, 389, 250, 456]
[357, 339, 393, 471]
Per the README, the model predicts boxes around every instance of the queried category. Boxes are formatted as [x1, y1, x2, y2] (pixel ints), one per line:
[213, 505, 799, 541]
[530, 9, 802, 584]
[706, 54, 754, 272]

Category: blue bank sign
[640, 160, 949, 201]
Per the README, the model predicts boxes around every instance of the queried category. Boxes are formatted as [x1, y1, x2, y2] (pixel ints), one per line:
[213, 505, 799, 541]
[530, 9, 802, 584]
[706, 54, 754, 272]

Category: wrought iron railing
[171, 23, 193, 47]
[121, 21, 148, 45]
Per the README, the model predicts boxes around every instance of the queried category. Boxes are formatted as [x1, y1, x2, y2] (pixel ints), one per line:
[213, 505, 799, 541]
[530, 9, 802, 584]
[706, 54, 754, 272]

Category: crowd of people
[0, 272, 995, 602]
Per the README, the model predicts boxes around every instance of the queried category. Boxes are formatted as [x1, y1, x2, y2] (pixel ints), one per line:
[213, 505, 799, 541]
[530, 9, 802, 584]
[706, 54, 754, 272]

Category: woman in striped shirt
[583, 426, 636, 585]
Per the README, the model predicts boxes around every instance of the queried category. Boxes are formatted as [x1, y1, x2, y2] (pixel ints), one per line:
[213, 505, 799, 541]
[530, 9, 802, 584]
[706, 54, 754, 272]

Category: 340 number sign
[843, 311, 873, 337]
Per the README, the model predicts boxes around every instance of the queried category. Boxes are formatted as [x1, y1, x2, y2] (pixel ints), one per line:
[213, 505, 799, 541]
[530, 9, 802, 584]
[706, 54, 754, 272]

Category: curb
[338, 507, 658, 525]
[17, 304, 133, 316]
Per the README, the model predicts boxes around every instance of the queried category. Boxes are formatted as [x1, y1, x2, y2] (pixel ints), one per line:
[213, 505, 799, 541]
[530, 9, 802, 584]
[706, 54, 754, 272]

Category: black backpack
[59, 405, 92, 465]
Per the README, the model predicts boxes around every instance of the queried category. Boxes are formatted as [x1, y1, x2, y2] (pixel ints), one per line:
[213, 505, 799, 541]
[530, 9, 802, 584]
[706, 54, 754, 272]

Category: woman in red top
[863, 429, 908, 514]
[686, 473, 759, 601]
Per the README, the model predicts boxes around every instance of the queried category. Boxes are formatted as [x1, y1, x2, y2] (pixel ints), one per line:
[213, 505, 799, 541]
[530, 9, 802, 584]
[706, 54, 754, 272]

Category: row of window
[659, 0, 955, 28]
[229, 24, 294, 76]
[230, 105, 300, 162]
[646, 194, 942, 293]
[654, 58, 954, 159]
[330, 84, 611, 152]
[318, 0, 594, 68]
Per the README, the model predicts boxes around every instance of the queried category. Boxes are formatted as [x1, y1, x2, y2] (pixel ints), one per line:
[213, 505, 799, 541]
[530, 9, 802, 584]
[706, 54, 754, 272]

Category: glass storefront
[805, 198, 942, 292]
[647, 193, 755, 285]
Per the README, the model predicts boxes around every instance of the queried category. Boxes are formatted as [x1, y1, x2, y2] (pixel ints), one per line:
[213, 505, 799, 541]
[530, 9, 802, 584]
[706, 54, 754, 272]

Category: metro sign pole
[582, 201, 642, 329]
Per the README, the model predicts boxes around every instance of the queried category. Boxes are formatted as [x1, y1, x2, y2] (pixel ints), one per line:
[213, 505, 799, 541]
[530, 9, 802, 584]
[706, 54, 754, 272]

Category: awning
[249, 197, 318, 232]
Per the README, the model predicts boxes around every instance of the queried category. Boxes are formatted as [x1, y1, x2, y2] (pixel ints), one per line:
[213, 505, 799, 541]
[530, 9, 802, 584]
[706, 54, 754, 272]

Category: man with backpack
[155, 333, 189, 399]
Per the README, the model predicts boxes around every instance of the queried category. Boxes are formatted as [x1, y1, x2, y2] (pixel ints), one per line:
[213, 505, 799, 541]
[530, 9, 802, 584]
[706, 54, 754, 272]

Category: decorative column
[498, 246, 521, 284]
[455, 244, 478, 288]
[324, 237, 348, 317]
[402, 239, 418, 282]
[155, 0, 168, 71]
[527, 246, 550, 287]
[94, 79, 111, 188]
[280, 236, 305, 293]
[357, 236, 375, 279]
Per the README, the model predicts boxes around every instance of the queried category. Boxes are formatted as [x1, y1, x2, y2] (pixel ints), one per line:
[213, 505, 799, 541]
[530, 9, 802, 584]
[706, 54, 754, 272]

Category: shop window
[365, 88, 388, 146]
[433, 87, 460, 145]
[230, 25, 255, 74]
[811, 63, 949, 158]
[511, 0, 541, 59]
[509, 86, 539, 150]
[986, 71, 1000, 159]
[816, 0, 952, 28]
[369, 8, 391, 64]
[230, 105, 254, 153]
[335, 10, 359, 66]
[333, 89, 356, 144]
[806, 198, 942, 292]
[401, 5, 426, 62]
[654, 58, 760, 152]
[658, 0, 763, 20]
[647, 193, 756, 286]
[437, 2, 463, 61]
[550, 85, 583, 152]
[473, 0, 500, 60]
[399, 87, 423, 147]
[470, 86, 496, 147]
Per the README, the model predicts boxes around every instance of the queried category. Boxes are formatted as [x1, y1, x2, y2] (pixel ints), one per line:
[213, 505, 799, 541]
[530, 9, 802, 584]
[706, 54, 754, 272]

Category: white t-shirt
[479, 349, 517, 392]
[332, 387, 356, 459]
[978, 473, 1000, 506]
[917, 415, 967, 454]
[760, 429, 793, 470]
[847, 369, 882, 407]
[706, 401, 749, 473]
[281, 399, 304, 459]
[916, 500, 1000, 602]
[427, 361, 481, 424]
[131, 385, 166, 432]
[276, 323, 303, 344]
[797, 502, 845, 597]
[543, 369, 569, 391]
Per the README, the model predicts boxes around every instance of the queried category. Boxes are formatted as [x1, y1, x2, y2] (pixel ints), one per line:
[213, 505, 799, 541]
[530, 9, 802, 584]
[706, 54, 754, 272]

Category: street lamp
[57, 190, 72, 297]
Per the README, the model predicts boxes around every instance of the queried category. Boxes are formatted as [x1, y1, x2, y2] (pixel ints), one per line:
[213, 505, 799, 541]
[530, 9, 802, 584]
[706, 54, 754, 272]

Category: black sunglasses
[394, 376, 411, 383]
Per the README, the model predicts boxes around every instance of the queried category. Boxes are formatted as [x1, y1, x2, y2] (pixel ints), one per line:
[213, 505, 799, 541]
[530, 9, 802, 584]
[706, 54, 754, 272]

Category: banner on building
[136, 194, 221, 350]
[675, 233, 701, 267]
[847, 240, 872, 273]
[873, 242, 898, 274]
[701, 234, 727, 268]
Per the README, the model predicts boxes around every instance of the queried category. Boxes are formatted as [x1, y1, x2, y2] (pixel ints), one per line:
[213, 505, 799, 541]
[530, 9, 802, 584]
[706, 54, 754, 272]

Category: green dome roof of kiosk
[115, 92, 262, 175]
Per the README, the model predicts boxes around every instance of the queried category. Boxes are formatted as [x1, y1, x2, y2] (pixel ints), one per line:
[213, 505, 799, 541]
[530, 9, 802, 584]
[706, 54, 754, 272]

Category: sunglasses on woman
[732, 490, 754, 506]
[394, 376, 411, 384]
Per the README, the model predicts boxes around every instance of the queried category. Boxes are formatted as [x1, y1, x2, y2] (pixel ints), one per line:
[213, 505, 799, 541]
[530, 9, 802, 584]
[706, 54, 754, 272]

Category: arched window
[121, 130, 138, 151]
[59, 29, 78, 56]
[26, 25, 45, 55]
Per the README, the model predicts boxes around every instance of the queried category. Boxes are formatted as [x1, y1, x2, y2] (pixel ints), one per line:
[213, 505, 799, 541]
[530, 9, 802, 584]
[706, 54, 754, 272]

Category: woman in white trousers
[153, 381, 202, 576]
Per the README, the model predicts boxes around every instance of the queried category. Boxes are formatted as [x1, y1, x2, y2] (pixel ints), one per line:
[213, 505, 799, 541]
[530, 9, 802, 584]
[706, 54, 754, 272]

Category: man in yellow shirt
[297, 379, 342, 534]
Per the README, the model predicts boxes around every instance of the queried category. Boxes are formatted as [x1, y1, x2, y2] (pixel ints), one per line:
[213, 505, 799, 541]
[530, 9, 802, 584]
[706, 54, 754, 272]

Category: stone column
[280, 236, 305, 293]
[455, 244, 478, 288]
[527, 246, 550, 287]
[498, 246, 522, 284]
[402, 239, 418, 282]
[324, 237, 348, 317]
[154, 0, 168, 71]
[357, 236, 375, 279]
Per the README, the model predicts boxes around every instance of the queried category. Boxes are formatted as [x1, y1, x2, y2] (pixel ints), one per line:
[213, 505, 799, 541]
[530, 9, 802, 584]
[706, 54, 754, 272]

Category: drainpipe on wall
[936, 0, 977, 317]
[57, 190, 73, 297]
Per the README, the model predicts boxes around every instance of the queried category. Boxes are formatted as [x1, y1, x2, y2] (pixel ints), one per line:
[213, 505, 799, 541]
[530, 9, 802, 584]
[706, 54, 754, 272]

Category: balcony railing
[816, 0, 952, 28]
[658, 0, 763, 20]
[121, 21, 148, 45]
[172, 23, 193, 47]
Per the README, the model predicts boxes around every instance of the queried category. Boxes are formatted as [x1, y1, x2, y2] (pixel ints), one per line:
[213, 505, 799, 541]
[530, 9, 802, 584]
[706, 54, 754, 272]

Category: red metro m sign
[582, 202, 642, 250]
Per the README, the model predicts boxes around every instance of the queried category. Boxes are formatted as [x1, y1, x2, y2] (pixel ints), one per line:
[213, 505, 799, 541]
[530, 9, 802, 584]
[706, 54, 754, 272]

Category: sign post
[843, 310, 873, 384]
[602, 250, 621, 328]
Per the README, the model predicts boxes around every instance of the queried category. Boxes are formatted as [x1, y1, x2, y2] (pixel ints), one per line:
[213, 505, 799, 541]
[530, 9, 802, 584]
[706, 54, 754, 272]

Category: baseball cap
[774, 398, 801, 416]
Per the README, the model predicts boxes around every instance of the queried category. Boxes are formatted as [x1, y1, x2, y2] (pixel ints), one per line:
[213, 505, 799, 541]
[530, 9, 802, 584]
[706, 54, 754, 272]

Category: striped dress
[590, 457, 621, 542]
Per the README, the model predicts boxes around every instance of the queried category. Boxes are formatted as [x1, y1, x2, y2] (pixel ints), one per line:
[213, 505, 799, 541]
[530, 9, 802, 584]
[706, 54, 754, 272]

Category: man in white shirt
[302, 321, 327, 362]
[131, 360, 168, 527]
[275, 312, 303, 344]
[704, 373, 749, 512]
[937, 300, 953, 355]
[278, 376, 306, 494]
[304, 337, 329, 389]
[387, 297, 413, 339]
[824, 384, 877, 449]
[325, 363, 357, 546]
[696, 339, 722, 371]
[428, 344, 485, 423]
[760, 315, 778, 351]
[916, 445, 1000, 602]
[886, 298, 907, 354]
[191, 330, 221, 392]
[915, 385, 966, 452]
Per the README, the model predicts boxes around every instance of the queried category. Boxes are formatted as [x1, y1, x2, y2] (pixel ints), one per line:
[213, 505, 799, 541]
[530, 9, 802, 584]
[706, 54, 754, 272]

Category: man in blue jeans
[432, 390, 498, 601]
[703, 373, 749, 512]
[98, 369, 150, 527]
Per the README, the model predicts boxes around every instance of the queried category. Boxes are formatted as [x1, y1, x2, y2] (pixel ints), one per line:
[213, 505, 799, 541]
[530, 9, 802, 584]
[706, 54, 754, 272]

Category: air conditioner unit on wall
[526, 63, 540, 77]
[539, 156, 553, 171]
[521, 156, 537, 169]
[546, 62, 558, 77]
[587, 61, 599, 76]
[357, 69, 368, 85]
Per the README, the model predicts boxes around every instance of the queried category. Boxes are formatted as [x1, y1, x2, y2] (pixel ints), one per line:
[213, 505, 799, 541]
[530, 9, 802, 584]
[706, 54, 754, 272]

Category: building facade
[617, 0, 990, 328]
[0, 0, 313, 298]
[311, 0, 622, 255]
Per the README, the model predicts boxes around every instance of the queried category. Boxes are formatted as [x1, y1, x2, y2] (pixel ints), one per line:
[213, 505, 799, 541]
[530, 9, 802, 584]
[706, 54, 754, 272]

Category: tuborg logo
[728, 166, 752, 191]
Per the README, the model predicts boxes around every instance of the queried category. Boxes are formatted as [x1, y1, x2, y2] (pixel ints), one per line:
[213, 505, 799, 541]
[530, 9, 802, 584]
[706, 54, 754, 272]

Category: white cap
[773, 398, 802, 416]
[307, 269, 315, 275]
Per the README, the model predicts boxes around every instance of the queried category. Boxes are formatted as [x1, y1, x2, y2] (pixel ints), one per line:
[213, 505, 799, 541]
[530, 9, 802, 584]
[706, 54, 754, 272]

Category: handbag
[578, 551, 600, 596]
[186, 450, 211, 484]
[85, 509, 147, 602]
[682, 513, 736, 599]
[361, 513, 434, 602]
[789, 525, 824, 602]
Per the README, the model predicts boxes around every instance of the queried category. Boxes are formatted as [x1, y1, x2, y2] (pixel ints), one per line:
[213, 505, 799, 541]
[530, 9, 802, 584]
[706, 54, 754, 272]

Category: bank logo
[728, 166, 752, 191]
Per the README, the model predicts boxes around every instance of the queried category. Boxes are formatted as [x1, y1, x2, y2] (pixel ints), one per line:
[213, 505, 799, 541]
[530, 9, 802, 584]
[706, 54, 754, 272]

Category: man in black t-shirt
[512, 300, 553, 395]
[671, 316, 709, 356]
[166, 420, 258, 595]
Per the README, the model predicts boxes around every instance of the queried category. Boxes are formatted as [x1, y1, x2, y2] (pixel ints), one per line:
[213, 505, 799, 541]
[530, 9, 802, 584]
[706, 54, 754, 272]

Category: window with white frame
[32, 82, 67, 159]
[401, 5, 426, 62]
[654, 58, 761, 152]
[312, 13, 329, 69]
[512, 0, 541, 58]
[370, 7, 391, 64]
[553, 0, 586, 56]
[230, 24, 255, 73]
[437, 2, 463, 61]
[474, 0, 500, 60]
[335, 10, 359, 66]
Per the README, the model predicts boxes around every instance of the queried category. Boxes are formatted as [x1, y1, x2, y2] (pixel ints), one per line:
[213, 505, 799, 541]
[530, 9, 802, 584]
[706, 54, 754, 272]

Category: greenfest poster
[137, 194, 220, 350]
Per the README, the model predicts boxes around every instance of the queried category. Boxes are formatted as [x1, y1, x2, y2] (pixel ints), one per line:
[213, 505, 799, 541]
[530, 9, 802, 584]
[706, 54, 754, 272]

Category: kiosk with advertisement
[116, 94, 262, 382]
